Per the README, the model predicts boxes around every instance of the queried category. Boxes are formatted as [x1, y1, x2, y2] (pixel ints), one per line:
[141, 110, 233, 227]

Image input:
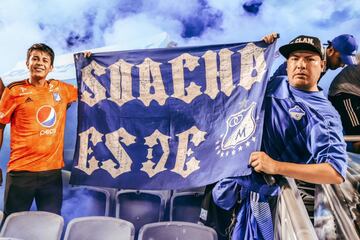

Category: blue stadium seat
[115, 190, 168, 237]
[62, 186, 111, 224]
[63, 216, 135, 240]
[170, 191, 204, 223]
[138, 221, 218, 240]
[0, 211, 64, 240]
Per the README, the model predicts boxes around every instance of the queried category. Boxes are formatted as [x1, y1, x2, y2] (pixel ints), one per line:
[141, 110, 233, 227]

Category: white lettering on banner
[203, 49, 234, 99]
[76, 127, 102, 175]
[141, 129, 170, 177]
[238, 43, 266, 90]
[81, 61, 107, 107]
[102, 128, 136, 177]
[171, 126, 207, 178]
[108, 59, 135, 107]
[74, 126, 207, 178]
[80, 43, 268, 106]
[169, 53, 202, 103]
[137, 58, 168, 106]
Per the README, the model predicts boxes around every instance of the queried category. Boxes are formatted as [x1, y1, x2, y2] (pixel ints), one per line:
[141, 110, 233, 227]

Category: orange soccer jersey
[0, 79, 78, 172]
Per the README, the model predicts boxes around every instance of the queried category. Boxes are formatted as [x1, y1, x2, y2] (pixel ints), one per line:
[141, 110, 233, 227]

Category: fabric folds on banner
[70, 41, 276, 189]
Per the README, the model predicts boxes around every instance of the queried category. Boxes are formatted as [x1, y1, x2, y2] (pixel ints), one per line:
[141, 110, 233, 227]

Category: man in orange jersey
[0, 43, 77, 217]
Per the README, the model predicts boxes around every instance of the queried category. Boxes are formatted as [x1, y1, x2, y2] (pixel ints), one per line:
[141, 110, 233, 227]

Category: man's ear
[327, 46, 335, 56]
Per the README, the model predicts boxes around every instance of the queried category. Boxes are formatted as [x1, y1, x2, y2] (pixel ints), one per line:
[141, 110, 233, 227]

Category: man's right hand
[262, 32, 280, 44]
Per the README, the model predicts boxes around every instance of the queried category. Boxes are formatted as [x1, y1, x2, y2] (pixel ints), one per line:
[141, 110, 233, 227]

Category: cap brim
[340, 54, 358, 65]
[279, 43, 322, 59]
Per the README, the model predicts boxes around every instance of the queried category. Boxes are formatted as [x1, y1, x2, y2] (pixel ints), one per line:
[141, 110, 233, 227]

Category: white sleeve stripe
[343, 98, 359, 127]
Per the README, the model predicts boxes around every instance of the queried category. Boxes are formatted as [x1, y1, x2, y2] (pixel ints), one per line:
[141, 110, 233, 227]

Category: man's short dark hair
[26, 43, 55, 65]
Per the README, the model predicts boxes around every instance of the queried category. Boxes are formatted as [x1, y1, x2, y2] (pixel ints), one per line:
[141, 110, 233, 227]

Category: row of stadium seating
[0, 211, 217, 240]
[1, 157, 358, 240]
[43, 170, 205, 238]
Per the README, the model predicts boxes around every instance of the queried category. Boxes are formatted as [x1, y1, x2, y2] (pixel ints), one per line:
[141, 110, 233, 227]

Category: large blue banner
[70, 41, 276, 189]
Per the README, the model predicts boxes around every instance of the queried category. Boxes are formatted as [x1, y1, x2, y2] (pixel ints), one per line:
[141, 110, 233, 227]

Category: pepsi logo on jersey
[36, 105, 57, 136]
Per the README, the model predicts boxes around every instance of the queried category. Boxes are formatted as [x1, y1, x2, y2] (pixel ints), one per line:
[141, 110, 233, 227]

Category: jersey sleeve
[61, 81, 78, 103]
[0, 88, 17, 124]
[212, 178, 240, 210]
[309, 117, 348, 179]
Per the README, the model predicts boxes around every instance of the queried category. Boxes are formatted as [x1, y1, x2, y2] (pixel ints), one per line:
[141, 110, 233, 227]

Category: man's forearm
[275, 162, 343, 184]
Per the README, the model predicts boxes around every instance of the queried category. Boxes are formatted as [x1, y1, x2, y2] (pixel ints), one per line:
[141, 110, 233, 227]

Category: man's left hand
[249, 151, 279, 174]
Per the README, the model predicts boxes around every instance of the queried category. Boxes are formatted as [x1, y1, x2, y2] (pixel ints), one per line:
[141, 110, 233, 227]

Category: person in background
[263, 33, 358, 79]
[0, 43, 78, 218]
[212, 35, 348, 240]
[328, 54, 360, 153]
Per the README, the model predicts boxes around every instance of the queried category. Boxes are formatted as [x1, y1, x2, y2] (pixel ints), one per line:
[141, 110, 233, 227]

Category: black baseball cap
[279, 35, 323, 59]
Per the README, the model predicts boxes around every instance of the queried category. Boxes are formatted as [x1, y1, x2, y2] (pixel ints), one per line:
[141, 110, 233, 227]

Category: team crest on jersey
[289, 105, 305, 120]
[36, 105, 56, 128]
[53, 92, 61, 102]
[215, 103, 257, 157]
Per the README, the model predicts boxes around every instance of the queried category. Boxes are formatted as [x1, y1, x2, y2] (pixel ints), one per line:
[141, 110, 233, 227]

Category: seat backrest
[0, 211, 64, 240]
[138, 221, 218, 240]
[62, 186, 111, 225]
[115, 190, 166, 237]
[170, 191, 204, 222]
[63, 216, 135, 240]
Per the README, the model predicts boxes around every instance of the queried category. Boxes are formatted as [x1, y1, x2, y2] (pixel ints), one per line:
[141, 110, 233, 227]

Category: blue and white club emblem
[289, 105, 305, 120]
[220, 102, 257, 151]
[53, 92, 61, 102]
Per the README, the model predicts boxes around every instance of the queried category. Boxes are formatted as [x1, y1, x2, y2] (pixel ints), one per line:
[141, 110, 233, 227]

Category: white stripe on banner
[344, 98, 359, 127]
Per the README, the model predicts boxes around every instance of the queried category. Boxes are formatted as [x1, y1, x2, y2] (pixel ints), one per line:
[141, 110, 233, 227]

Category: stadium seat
[63, 216, 135, 240]
[138, 221, 218, 240]
[115, 190, 168, 237]
[62, 186, 111, 225]
[0, 211, 64, 240]
[170, 191, 204, 223]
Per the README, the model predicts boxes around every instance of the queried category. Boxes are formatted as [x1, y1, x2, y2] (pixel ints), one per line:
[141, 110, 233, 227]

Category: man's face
[26, 50, 53, 80]
[287, 50, 325, 91]
[326, 47, 344, 70]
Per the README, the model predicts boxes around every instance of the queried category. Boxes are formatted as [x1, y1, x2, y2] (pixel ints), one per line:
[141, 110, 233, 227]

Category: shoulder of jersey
[7, 79, 27, 90]
[48, 79, 61, 87]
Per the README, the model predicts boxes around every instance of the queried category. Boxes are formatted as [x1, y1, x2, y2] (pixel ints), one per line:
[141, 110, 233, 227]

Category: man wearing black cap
[212, 35, 348, 240]
[249, 35, 347, 182]
[264, 33, 358, 78]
